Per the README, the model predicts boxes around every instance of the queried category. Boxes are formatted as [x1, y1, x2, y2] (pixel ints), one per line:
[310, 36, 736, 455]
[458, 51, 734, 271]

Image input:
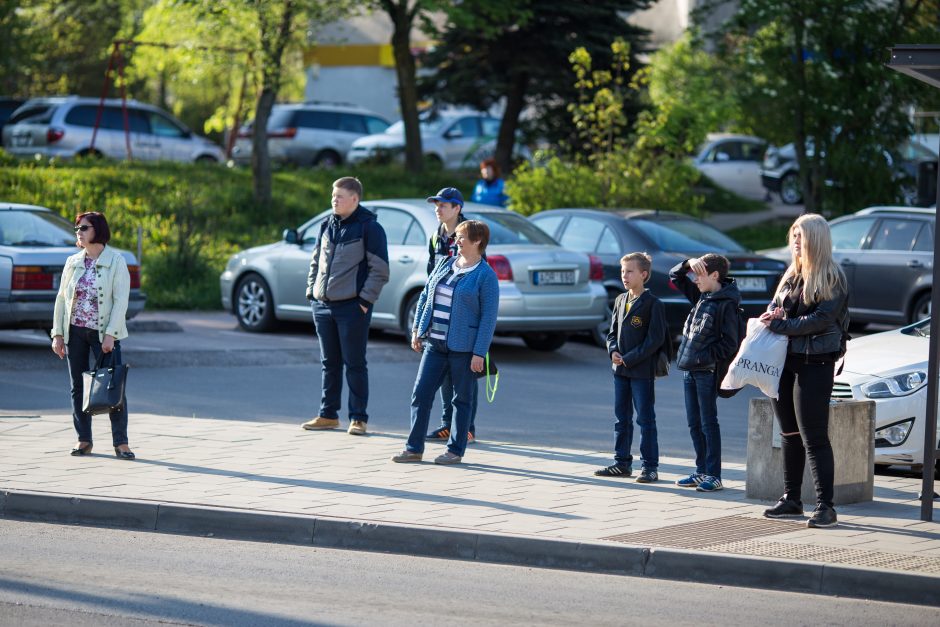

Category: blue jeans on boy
[66, 324, 129, 447]
[407, 340, 474, 457]
[683, 369, 721, 478]
[313, 299, 372, 422]
[438, 370, 478, 434]
[613, 376, 658, 469]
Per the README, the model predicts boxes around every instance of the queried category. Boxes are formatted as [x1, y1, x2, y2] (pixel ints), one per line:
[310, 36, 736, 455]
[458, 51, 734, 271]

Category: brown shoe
[391, 450, 422, 463]
[434, 451, 462, 465]
[348, 420, 367, 435]
[301, 416, 340, 430]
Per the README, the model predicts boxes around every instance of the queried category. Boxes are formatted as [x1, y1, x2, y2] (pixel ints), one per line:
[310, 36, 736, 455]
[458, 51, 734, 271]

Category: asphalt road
[1, 519, 936, 626]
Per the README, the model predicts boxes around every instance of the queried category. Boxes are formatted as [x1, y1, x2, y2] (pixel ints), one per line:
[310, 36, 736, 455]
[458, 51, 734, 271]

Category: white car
[831, 318, 937, 476]
[691, 133, 767, 201]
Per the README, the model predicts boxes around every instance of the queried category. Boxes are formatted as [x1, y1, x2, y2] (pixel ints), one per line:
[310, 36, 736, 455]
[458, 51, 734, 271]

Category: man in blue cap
[424, 186, 480, 443]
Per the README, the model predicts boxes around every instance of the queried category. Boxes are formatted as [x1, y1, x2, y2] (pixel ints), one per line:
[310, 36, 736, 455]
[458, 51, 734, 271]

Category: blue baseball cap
[426, 187, 464, 207]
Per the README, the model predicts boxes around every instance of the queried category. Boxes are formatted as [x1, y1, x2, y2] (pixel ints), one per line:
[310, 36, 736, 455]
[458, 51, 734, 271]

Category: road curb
[2, 489, 937, 607]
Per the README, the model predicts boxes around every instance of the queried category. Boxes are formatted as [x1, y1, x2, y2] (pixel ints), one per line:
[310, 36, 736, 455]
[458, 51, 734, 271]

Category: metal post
[919, 135, 940, 521]
[90, 43, 119, 153]
[137, 225, 143, 267]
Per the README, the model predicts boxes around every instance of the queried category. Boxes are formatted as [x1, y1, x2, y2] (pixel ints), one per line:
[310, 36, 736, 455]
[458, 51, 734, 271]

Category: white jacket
[51, 246, 130, 343]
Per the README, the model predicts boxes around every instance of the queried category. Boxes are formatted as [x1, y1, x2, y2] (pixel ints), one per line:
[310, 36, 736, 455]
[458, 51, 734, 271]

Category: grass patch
[696, 175, 767, 214]
[727, 219, 792, 252]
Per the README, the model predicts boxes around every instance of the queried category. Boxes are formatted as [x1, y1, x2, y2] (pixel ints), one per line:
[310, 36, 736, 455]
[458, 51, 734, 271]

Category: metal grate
[603, 515, 798, 549]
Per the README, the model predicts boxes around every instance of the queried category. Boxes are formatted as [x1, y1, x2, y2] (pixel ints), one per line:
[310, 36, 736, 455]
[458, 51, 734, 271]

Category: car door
[440, 116, 481, 168]
[698, 140, 765, 200]
[372, 206, 427, 328]
[276, 217, 325, 317]
[829, 216, 877, 313]
[853, 217, 930, 322]
[146, 110, 192, 161]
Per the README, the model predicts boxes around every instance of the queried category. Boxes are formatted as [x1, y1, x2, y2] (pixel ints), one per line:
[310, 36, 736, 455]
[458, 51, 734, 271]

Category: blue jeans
[683, 369, 721, 478]
[407, 340, 475, 457]
[313, 300, 372, 422]
[613, 376, 658, 469]
[438, 369, 478, 434]
[66, 325, 129, 446]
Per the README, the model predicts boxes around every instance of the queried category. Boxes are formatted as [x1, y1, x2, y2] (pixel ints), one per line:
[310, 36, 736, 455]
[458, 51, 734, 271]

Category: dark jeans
[683, 369, 722, 478]
[438, 369, 478, 434]
[612, 375, 658, 469]
[407, 340, 475, 457]
[66, 324, 128, 447]
[771, 356, 836, 507]
[313, 300, 372, 422]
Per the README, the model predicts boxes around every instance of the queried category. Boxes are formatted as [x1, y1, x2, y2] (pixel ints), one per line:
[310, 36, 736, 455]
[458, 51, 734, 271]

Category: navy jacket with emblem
[606, 289, 667, 379]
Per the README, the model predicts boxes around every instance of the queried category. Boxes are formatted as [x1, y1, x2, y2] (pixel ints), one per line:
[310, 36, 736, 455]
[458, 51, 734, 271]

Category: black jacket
[606, 289, 667, 379]
[669, 260, 742, 372]
[426, 214, 468, 275]
[768, 275, 848, 357]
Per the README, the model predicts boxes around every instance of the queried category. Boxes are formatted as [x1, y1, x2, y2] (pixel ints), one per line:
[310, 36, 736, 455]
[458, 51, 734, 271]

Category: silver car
[219, 200, 607, 351]
[0, 202, 146, 329]
[2, 96, 224, 163]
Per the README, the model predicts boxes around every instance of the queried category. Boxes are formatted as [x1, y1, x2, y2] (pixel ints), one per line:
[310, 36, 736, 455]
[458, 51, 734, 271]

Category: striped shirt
[428, 260, 481, 341]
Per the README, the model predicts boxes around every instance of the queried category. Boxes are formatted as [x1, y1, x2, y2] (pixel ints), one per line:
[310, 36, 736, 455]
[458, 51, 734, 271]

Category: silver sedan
[219, 200, 607, 351]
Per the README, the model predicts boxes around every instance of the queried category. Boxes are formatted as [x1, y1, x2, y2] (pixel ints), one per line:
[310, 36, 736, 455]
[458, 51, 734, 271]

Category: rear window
[633, 217, 747, 253]
[0, 210, 75, 247]
[294, 110, 341, 130]
[8, 105, 54, 125]
[464, 211, 557, 246]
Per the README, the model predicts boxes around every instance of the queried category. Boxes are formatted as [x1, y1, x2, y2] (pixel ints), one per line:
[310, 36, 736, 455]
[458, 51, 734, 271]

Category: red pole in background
[90, 43, 119, 154]
[115, 42, 132, 160]
[225, 51, 253, 160]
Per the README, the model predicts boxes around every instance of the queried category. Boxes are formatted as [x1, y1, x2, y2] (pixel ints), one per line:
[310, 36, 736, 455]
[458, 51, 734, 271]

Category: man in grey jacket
[302, 177, 390, 435]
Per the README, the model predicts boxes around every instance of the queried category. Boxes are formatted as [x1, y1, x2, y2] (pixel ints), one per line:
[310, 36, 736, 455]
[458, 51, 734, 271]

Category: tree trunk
[252, 88, 276, 207]
[385, 1, 423, 173]
[495, 72, 528, 175]
[790, 7, 813, 214]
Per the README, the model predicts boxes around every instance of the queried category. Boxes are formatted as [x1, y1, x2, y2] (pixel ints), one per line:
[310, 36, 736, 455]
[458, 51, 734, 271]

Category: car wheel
[522, 332, 567, 352]
[779, 172, 803, 205]
[591, 288, 621, 349]
[235, 273, 276, 332]
[314, 150, 341, 168]
[195, 155, 218, 164]
[909, 291, 932, 324]
[401, 290, 421, 335]
[77, 149, 103, 159]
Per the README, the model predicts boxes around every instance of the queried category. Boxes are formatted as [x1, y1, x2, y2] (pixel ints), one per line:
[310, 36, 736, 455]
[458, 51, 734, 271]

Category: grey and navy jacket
[306, 205, 390, 307]
[606, 289, 667, 379]
[670, 260, 742, 372]
[767, 275, 847, 359]
[426, 213, 468, 275]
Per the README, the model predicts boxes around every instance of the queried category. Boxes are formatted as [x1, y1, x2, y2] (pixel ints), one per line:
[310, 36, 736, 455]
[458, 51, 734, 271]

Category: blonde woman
[759, 214, 848, 528]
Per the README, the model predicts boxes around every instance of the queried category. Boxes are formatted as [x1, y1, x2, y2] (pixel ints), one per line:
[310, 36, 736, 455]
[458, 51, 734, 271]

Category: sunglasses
[74, 225, 92, 233]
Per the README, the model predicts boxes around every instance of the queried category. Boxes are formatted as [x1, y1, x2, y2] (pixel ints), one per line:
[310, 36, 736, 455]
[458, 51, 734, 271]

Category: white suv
[2, 96, 224, 163]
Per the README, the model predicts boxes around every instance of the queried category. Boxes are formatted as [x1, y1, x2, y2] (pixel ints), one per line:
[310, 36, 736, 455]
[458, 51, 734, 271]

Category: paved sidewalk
[1, 413, 938, 605]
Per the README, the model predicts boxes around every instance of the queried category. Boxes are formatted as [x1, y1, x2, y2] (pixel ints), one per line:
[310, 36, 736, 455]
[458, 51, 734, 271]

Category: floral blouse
[70, 256, 99, 329]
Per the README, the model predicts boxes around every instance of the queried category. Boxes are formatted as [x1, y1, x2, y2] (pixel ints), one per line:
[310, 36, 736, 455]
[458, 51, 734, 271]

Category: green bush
[0, 158, 475, 309]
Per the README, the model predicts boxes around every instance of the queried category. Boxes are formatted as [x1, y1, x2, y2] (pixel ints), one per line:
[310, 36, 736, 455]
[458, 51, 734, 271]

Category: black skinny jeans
[771, 355, 836, 507]
[67, 325, 129, 447]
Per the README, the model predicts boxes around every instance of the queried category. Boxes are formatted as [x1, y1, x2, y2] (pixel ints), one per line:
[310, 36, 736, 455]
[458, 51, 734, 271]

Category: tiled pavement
[1, 413, 938, 604]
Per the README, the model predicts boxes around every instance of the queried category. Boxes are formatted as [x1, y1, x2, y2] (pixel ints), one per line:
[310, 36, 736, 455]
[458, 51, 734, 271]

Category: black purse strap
[92, 348, 119, 370]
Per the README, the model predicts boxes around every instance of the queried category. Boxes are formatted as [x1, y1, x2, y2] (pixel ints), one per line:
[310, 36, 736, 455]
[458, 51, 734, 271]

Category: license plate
[736, 277, 766, 292]
[534, 270, 575, 285]
[13, 134, 32, 147]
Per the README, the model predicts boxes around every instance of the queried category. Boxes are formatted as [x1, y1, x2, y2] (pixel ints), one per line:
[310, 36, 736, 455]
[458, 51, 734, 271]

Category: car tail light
[487, 255, 513, 281]
[127, 265, 141, 289]
[12, 266, 54, 290]
[667, 279, 681, 292]
[46, 127, 64, 143]
[267, 128, 297, 139]
[588, 254, 604, 281]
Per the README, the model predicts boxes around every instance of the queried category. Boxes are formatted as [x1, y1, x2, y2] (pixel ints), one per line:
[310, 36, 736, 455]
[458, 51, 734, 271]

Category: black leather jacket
[768, 276, 847, 358]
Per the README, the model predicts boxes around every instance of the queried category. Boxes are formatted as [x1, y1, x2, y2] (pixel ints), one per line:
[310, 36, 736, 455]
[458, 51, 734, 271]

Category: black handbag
[474, 353, 498, 379]
[82, 350, 129, 415]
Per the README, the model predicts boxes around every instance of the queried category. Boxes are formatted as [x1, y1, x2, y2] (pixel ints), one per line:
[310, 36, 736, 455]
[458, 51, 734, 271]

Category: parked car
[231, 101, 390, 167]
[219, 200, 607, 351]
[0, 97, 25, 138]
[760, 139, 937, 205]
[2, 96, 224, 163]
[692, 133, 767, 201]
[346, 109, 529, 170]
[529, 208, 789, 345]
[761, 206, 934, 328]
[0, 202, 146, 330]
[831, 318, 937, 477]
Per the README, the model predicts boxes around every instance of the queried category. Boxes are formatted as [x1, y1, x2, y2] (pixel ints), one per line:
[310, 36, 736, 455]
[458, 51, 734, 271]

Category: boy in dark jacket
[596, 252, 667, 483]
[669, 254, 741, 493]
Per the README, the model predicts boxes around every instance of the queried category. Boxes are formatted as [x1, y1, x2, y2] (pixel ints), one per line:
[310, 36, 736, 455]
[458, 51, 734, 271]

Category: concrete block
[746, 398, 875, 505]
[821, 563, 940, 607]
[156, 504, 315, 544]
[475, 535, 647, 575]
[312, 518, 478, 560]
[646, 547, 822, 593]
[1, 490, 158, 530]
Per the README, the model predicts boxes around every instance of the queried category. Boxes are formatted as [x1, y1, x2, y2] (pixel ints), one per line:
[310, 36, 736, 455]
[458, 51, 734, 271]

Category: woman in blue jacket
[471, 158, 508, 207]
[392, 220, 499, 465]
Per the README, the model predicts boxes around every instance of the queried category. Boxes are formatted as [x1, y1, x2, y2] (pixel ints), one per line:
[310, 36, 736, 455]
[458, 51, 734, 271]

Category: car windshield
[632, 217, 748, 253]
[0, 210, 76, 247]
[384, 115, 451, 137]
[463, 211, 557, 246]
[903, 318, 931, 338]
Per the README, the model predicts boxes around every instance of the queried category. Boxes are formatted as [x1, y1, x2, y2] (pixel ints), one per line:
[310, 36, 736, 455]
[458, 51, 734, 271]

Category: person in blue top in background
[471, 158, 508, 207]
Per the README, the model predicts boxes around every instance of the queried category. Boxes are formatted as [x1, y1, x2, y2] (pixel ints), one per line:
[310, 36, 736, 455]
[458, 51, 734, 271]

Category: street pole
[919, 136, 940, 521]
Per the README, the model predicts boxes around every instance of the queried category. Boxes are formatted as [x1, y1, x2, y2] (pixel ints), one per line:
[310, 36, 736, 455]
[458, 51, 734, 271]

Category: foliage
[0, 157, 475, 308]
[727, 220, 793, 253]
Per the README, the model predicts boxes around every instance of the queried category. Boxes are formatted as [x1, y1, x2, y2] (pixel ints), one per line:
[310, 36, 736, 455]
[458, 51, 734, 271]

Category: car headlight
[875, 418, 914, 446]
[861, 371, 927, 398]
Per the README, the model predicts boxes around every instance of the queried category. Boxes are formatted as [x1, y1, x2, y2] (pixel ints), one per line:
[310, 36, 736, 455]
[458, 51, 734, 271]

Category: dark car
[0, 98, 25, 138]
[530, 209, 789, 345]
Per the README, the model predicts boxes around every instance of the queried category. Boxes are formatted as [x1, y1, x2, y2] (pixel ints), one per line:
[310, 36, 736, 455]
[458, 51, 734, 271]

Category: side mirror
[445, 128, 464, 140]
[283, 228, 299, 245]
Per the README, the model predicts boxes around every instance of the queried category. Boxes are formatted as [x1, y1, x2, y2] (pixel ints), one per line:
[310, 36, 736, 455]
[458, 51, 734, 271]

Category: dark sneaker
[635, 468, 658, 483]
[807, 503, 838, 528]
[676, 473, 705, 488]
[763, 496, 804, 518]
[696, 476, 723, 492]
[426, 426, 451, 441]
[594, 464, 632, 477]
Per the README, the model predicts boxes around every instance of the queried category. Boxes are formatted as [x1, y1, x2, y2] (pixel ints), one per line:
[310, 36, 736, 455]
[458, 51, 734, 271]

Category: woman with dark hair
[760, 213, 848, 528]
[51, 211, 135, 459]
[471, 158, 508, 207]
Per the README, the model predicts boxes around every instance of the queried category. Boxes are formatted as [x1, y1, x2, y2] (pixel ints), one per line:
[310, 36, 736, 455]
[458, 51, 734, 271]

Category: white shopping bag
[720, 318, 788, 399]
